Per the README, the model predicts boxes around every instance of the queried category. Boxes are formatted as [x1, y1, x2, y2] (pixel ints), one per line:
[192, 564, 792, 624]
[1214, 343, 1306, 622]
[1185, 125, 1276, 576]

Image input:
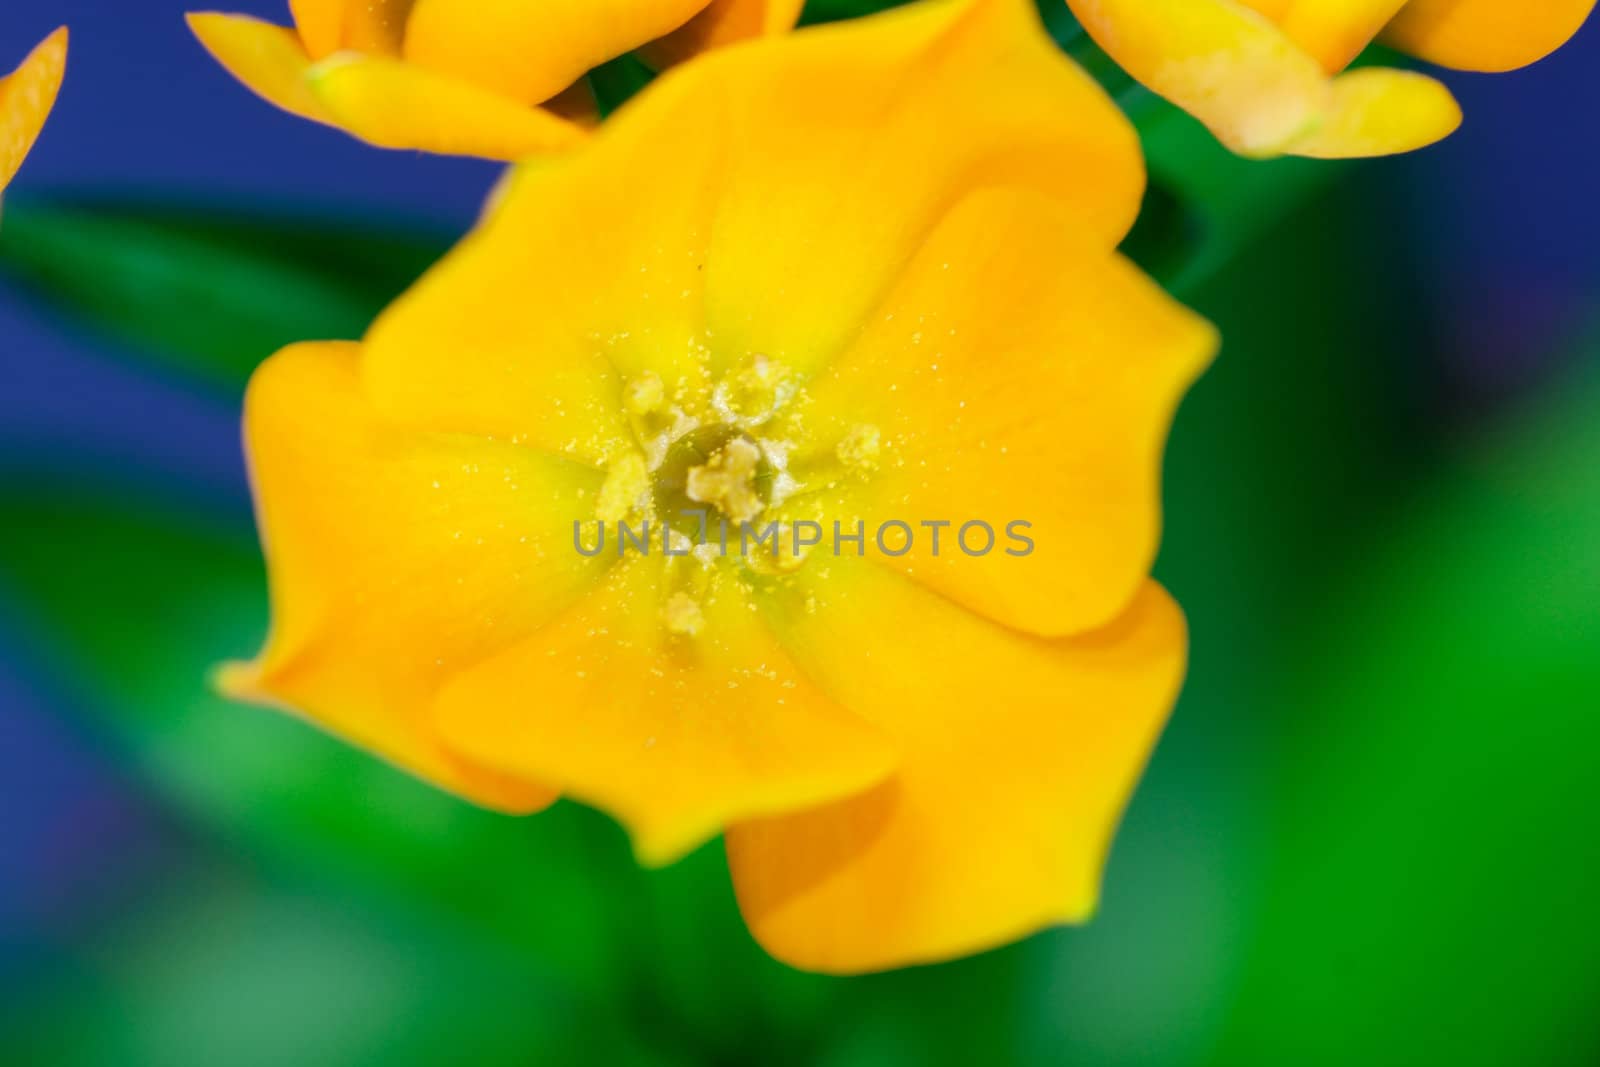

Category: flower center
[687, 436, 765, 522]
[594, 355, 886, 638]
[646, 423, 775, 531]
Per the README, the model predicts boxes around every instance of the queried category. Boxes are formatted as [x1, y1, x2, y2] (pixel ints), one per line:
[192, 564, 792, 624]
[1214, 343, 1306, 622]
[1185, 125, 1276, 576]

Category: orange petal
[1066, 0, 1333, 157]
[1286, 66, 1461, 159]
[1382, 0, 1596, 72]
[728, 560, 1188, 974]
[365, 0, 1138, 452]
[307, 52, 588, 159]
[1236, 0, 1409, 71]
[403, 0, 710, 105]
[1, 26, 68, 191]
[361, 65, 729, 456]
[288, 0, 415, 57]
[795, 187, 1214, 637]
[432, 558, 898, 865]
[225, 341, 612, 812]
[340, 0, 417, 54]
[699, 0, 1142, 379]
[288, 0, 344, 59]
[187, 13, 337, 127]
[1067, 0, 1471, 158]
[640, 0, 806, 70]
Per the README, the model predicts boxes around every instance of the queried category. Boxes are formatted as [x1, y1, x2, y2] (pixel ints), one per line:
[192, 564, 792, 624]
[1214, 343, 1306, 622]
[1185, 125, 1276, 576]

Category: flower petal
[1381, 0, 1596, 72]
[288, 0, 344, 59]
[288, 0, 415, 57]
[365, 0, 1138, 448]
[795, 187, 1214, 637]
[307, 52, 588, 159]
[0, 26, 67, 192]
[403, 0, 711, 105]
[361, 65, 727, 455]
[1066, 0, 1333, 157]
[639, 0, 806, 70]
[699, 0, 1142, 378]
[187, 13, 337, 127]
[225, 341, 612, 812]
[432, 558, 898, 866]
[339, 0, 417, 54]
[728, 560, 1187, 974]
[1236, 0, 1409, 71]
[1286, 66, 1461, 159]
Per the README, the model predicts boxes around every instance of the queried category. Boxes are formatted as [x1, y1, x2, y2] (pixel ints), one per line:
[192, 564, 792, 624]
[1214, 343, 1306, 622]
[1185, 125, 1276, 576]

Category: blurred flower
[1067, 0, 1595, 158]
[185, 0, 803, 160]
[219, 0, 1215, 974]
[0, 27, 67, 194]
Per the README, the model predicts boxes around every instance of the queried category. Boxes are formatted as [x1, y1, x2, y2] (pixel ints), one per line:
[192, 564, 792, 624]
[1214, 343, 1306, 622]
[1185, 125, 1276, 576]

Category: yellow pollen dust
[595, 451, 650, 522]
[836, 424, 881, 469]
[687, 437, 764, 524]
[662, 592, 705, 636]
[623, 371, 666, 416]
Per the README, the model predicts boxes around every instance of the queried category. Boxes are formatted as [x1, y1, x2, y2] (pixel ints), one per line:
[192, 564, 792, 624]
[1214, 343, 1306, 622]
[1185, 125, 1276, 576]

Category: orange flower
[187, 0, 804, 159]
[1067, 0, 1594, 157]
[1, 28, 68, 194]
[222, 0, 1215, 973]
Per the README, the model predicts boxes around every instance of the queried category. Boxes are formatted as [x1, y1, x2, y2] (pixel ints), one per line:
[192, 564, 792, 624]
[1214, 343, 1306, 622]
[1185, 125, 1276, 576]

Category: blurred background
[2, 1, 1597, 1064]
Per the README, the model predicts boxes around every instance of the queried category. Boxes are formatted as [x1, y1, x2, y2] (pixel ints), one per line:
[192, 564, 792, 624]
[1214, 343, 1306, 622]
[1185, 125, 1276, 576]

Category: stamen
[595, 451, 650, 522]
[662, 592, 705, 636]
[713, 354, 788, 427]
[623, 371, 666, 417]
[836, 423, 881, 470]
[686, 437, 764, 523]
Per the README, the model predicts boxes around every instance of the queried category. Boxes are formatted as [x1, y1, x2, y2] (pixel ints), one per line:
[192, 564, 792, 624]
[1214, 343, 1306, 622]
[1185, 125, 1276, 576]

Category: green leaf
[0, 199, 450, 391]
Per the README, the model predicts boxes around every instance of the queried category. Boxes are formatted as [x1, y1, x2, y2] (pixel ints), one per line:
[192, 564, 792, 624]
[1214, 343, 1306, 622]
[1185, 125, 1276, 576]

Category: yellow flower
[1067, 0, 1595, 158]
[1, 28, 68, 194]
[186, 0, 804, 159]
[221, 0, 1216, 974]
